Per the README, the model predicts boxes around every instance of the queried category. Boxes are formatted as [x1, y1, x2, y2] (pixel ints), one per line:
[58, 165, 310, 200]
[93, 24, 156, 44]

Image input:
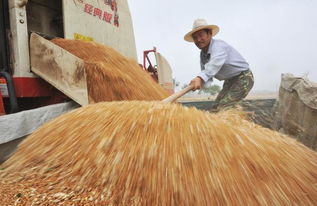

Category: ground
[179, 92, 278, 129]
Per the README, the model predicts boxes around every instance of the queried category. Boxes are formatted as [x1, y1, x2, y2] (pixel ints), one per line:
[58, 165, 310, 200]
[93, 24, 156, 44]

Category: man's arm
[190, 76, 204, 90]
[198, 50, 227, 82]
[190, 48, 227, 91]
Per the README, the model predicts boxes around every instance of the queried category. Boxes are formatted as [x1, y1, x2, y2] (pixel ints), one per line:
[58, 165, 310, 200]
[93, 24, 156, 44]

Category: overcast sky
[127, 0, 317, 91]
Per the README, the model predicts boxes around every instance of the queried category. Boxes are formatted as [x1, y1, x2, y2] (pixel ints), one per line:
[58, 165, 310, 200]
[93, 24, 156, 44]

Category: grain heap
[51, 38, 168, 102]
[0, 101, 316, 205]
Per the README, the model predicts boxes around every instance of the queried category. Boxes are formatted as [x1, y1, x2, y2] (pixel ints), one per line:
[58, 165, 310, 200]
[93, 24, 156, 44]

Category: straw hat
[184, 19, 219, 42]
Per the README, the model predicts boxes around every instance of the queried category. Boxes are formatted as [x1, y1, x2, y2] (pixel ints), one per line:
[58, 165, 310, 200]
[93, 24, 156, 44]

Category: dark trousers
[212, 70, 254, 111]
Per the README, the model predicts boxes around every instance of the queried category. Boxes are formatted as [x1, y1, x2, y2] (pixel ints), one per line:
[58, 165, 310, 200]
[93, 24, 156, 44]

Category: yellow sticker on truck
[74, 33, 94, 42]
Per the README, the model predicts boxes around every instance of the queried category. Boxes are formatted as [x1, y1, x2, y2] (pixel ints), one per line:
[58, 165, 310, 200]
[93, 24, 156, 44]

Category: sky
[127, 0, 317, 92]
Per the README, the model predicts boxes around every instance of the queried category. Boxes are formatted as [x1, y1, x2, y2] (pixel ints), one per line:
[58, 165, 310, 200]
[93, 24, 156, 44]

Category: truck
[0, 0, 174, 162]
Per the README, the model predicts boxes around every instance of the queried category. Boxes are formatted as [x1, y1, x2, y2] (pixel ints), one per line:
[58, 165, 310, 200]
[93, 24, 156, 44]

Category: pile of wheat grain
[51, 38, 168, 103]
[0, 101, 316, 205]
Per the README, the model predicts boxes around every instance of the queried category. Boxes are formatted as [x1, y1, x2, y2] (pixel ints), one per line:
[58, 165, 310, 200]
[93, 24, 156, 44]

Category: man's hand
[190, 77, 204, 91]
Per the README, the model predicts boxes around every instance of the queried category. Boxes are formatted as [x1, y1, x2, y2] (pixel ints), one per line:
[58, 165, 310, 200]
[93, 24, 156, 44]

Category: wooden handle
[161, 85, 194, 103]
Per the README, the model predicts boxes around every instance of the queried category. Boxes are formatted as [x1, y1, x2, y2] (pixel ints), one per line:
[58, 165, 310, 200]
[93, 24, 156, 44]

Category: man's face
[192, 29, 212, 50]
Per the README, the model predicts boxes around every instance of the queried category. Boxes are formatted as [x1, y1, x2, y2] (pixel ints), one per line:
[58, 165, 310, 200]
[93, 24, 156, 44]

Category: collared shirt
[198, 39, 250, 84]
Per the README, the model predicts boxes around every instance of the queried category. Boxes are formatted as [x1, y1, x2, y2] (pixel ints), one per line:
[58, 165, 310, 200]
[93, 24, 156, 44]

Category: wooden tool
[161, 85, 194, 103]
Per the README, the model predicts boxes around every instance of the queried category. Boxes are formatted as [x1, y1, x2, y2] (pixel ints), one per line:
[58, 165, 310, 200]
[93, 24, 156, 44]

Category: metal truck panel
[63, 0, 137, 60]
[8, 0, 33, 77]
[8, 0, 137, 78]
[155, 52, 174, 94]
[30, 33, 89, 106]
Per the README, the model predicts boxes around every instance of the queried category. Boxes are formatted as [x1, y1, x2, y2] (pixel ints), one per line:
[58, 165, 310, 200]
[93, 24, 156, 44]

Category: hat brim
[184, 25, 219, 42]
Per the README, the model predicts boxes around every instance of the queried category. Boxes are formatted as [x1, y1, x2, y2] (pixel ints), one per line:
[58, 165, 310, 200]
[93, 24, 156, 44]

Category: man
[185, 19, 254, 111]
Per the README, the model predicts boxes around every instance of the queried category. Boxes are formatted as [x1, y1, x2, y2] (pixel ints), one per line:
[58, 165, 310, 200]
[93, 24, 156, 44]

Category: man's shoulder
[210, 39, 230, 53]
[212, 39, 230, 47]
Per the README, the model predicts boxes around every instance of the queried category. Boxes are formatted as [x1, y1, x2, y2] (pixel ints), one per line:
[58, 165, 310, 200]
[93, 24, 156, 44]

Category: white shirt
[198, 39, 250, 84]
